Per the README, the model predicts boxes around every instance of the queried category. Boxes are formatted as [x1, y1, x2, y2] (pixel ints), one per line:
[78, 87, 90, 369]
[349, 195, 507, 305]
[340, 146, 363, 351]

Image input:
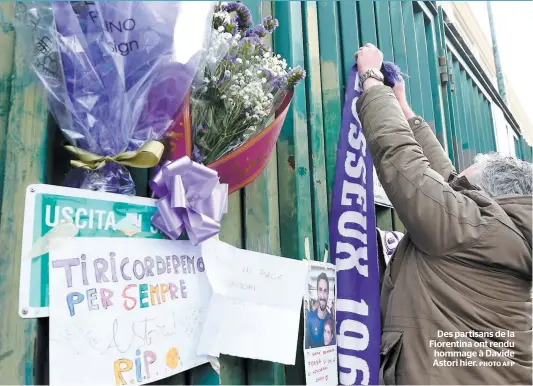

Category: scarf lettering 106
[330, 66, 380, 385]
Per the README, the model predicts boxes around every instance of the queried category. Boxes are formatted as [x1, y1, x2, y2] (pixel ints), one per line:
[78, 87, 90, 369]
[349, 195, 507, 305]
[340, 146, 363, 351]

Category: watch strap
[360, 69, 384, 84]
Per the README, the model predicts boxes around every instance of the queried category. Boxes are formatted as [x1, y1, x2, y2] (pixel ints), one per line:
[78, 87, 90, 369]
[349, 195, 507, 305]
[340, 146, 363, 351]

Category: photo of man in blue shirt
[305, 272, 333, 348]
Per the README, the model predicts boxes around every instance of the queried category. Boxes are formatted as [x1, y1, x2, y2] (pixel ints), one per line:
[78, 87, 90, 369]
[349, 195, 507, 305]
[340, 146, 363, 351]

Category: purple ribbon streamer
[330, 65, 380, 385]
[150, 156, 228, 245]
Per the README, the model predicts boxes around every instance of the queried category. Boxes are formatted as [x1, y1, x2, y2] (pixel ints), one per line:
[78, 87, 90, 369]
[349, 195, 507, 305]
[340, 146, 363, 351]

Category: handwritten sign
[19, 184, 164, 318]
[197, 240, 307, 365]
[303, 261, 338, 385]
[49, 237, 211, 386]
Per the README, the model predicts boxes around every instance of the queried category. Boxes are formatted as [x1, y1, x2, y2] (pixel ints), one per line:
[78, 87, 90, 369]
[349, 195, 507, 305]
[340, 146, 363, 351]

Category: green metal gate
[0, 1, 530, 385]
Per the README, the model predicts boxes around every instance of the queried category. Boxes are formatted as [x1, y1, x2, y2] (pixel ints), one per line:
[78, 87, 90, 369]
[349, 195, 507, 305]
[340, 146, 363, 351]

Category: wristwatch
[360, 68, 384, 84]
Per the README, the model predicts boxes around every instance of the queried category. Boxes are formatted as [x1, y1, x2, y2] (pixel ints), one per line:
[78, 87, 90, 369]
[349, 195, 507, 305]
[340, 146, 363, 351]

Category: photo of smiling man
[304, 266, 336, 349]
[303, 261, 338, 385]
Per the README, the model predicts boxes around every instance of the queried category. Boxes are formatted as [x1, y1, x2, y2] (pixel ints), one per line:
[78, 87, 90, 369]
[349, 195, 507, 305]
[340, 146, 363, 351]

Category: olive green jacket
[357, 85, 532, 385]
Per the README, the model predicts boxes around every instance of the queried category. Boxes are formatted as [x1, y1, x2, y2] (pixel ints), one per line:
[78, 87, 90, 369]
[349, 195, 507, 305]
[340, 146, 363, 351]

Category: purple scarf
[330, 62, 402, 385]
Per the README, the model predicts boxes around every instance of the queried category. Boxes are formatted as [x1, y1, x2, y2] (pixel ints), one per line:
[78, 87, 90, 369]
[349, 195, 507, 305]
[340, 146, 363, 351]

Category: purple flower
[245, 16, 278, 39]
[262, 16, 279, 33]
[225, 2, 252, 29]
[257, 42, 271, 56]
[239, 36, 262, 56]
[197, 124, 209, 137]
[225, 55, 237, 65]
[192, 145, 205, 164]
[224, 2, 239, 12]
[287, 66, 306, 88]
[260, 68, 274, 81]
[271, 75, 288, 92]
[245, 24, 268, 38]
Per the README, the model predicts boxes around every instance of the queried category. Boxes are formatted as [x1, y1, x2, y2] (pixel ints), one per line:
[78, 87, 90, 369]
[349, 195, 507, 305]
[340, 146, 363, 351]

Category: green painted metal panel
[520, 140, 527, 160]
[243, 1, 288, 384]
[465, 75, 479, 163]
[456, 67, 473, 166]
[478, 96, 487, 154]
[472, 91, 484, 154]
[413, 11, 435, 124]
[376, 206, 393, 231]
[514, 137, 521, 159]
[486, 98, 497, 152]
[0, 19, 51, 385]
[0, 4, 15, 217]
[464, 77, 478, 156]
[469, 78, 483, 157]
[389, 2, 411, 101]
[317, 1, 343, 208]
[273, 1, 313, 384]
[447, 66, 461, 168]
[482, 100, 492, 153]
[479, 93, 490, 154]
[521, 138, 533, 162]
[392, 210, 405, 233]
[468, 80, 480, 157]
[303, 2, 329, 263]
[358, 1, 377, 46]
[436, 8, 456, 164]
[401, 2, 424, 115]
[374, 2, 394, 62]
[476, 93, 487, 154]
[338, 0, 360, 85]
[464, 76, 479, 160]
[485, 100, 497, 152]
[424, 10, 447, 148]
[483, 97, 492, 153]
[452, 60, 468, 170]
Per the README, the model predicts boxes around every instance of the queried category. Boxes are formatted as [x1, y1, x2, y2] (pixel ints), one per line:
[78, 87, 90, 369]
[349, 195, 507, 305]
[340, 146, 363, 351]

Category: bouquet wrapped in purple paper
[15, 1, 215, 195]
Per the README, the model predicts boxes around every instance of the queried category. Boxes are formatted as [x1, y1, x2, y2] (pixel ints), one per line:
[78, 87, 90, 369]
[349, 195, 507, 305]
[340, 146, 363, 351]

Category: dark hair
[316, 272, 329, 292]
[324, 318, 335, 332]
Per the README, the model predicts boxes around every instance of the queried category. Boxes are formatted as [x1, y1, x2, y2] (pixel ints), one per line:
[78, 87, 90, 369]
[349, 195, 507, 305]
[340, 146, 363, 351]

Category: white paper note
[198, 240, 308, 365]
[48, 237, 212, 386]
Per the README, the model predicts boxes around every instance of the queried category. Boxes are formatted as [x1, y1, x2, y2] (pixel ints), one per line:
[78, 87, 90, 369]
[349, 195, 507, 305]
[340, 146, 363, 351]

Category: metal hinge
[447, 57, 455, 92]
[438, 56, 448, 85]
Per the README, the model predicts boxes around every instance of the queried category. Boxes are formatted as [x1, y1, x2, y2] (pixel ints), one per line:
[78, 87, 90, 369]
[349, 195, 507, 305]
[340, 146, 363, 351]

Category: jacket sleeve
[409, 117, 456, 180]
[357, 86, 489, 255]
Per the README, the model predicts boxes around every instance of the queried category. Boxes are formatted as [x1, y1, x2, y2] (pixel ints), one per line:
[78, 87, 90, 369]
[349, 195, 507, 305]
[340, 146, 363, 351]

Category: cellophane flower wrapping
[15, 1, 215, 195]
[189, 2, 306, 165]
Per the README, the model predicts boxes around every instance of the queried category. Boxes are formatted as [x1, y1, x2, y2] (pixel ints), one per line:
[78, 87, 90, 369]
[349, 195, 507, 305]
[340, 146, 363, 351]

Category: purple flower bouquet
[15, 1, 215, 195]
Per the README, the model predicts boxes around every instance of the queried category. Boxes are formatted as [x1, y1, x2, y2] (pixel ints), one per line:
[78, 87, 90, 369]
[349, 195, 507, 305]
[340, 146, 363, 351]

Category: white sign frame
[19, 184, 162, 318]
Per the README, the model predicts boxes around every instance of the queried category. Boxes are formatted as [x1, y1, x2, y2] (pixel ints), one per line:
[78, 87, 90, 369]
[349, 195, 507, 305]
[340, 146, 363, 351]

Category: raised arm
[393, 78, 456, 181]
[355, 44, 489, 254]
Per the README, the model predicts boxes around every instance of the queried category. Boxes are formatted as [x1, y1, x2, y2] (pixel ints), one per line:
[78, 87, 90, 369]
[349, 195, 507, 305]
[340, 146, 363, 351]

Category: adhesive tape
[23, 221, 79, 260]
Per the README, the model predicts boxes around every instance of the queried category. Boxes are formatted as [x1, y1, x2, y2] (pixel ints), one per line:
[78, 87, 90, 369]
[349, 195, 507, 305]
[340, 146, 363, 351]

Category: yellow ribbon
[64, 141, 165, 170]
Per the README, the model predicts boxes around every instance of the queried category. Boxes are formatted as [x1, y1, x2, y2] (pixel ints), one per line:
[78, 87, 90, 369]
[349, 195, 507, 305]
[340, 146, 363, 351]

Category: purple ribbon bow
[150, 156, 228, 245]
